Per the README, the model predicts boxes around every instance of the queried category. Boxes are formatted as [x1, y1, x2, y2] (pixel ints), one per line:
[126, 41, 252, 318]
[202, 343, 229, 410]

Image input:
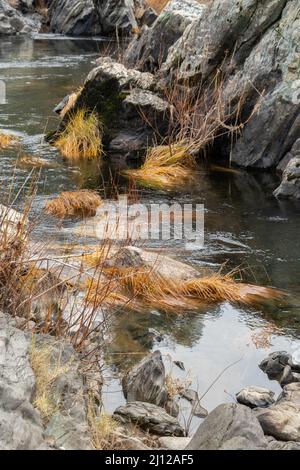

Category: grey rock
[122, 350, 168, 407]
[255, 382, 300, 442]
[58, 57, 169, 158]
[0, 0, 41, 35]
[114, 401, 184, 436]
[159, 436, 191, 450]
[267, 436, 300, 450]
[125, 0, 207, 72]
[49, 0, 101, 36]
[259, 351, 300, 386]
[94, 0, 149, 36]
[186, 403, 268, 450]
[174, 361, 185, 371]
[0, 312, 46, 450]
[180, 389, 208, 418]
[274, 158, 300, 200]
[236, 386, 275, 408]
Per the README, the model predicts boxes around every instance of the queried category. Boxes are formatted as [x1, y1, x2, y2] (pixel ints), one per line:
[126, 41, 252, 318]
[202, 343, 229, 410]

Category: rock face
[274, 157, 300, 200]
[94, 0, 156, 35]
[48, 0, 101, 36]
[255, 382, 300, 442]
[114, 401, 185, 436]
[186, 403, 268, 450]
[125, 0, 207, 72]
[0, 312, 46, 450]
[160, 0, 300, 198]
[0, 311, 92, 450]
[0, 0, 41, 35]
[57, 57, 169, 158]
[259, 351, 300, 386]
[236, 387, 276, 409]
[122, 350, 169, 406]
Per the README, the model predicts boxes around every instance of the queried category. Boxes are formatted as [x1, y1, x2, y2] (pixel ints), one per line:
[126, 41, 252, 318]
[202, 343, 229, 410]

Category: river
[1, 35, 300, 432]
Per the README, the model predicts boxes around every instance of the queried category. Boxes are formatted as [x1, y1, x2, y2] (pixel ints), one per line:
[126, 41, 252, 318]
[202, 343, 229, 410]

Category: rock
[122, 350, 168, 407]
[174, 361, 185, 371]
[125, 0, 207, 72]
[180, 389, 208, 418]
[57, 57, 169, 158]
[266, 436, 300, 450]
[105, 245, 200, 280]
[34, 335, 92, 450]
[0, 203, 28, 241]
[160, 0, 300, 197]
[277, 138, 300, 173]
[114, 401, 184, 436]
[159, 436, 191, 450]
[259, 351, 300, 386]
[0, 0, 41, 35]
[236, 386, 276, 408]
[274, 158, 300, 200]
[0, 312, 46, 450]
[94, 0, 152, 36]
[255, 382, 300, 442]
[186, 403, 268, 450]
[48, 0, 101, 36]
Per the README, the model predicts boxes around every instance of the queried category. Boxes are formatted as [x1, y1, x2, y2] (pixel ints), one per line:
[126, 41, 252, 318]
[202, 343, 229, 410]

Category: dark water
[1, 36, 300, 432]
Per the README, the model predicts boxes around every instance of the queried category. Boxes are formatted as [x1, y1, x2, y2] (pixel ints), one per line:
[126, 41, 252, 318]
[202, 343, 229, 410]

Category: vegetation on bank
[45, 190, 103, 218]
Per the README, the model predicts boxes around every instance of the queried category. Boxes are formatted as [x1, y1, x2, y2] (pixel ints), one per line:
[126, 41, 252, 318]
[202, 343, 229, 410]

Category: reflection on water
[1, 37, 300, 427]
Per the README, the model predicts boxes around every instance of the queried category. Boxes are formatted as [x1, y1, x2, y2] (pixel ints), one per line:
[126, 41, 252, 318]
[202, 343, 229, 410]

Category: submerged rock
[255, 382, 300, 442]
[186, 403, 268, 450]
[236, 386, 275, 409]
[122, 350, 169, 407]
[114, 401, 185, 436]
[180, 389, 208, 418]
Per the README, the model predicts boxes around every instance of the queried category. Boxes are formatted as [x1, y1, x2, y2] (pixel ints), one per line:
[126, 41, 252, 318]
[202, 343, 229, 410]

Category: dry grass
[124, 143, 197, 190]
[146, 0, 169, 13]
[0, 132, 19, 149]
[54, 109, 103, 160]
[30, 342, 71, 420]
[45, 190, 102, 218]
[88, 402, 118, 450]
[86, 265, 285, 314]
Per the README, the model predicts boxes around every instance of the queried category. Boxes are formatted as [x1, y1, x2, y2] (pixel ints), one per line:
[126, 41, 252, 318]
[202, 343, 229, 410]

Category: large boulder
[48, 0, 101, 36]
[186, 403, 268, 450]
[55, 57, 170, 158]
[255, 382, 300, 442]
[160, 0, 300, 196]
[125, 0, 207, 72]
[114, 401, 185, 436]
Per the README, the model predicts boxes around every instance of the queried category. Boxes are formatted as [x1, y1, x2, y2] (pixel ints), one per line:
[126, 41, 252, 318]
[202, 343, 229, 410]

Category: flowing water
[1, 36, 300, 432]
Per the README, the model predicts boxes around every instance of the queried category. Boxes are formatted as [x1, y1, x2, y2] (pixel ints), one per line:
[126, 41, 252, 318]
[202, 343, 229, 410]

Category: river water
[1, 36, 300, 432]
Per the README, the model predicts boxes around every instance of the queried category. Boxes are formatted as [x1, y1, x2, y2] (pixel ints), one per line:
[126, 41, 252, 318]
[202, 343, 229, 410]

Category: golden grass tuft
[54, 109, 103, 160]
[124, 143, 197, 190]
[0, 132, 19, 149]
[30, 342, 71, 420]
[45, 190, 102, 218]
[88, 403, 118, 450]
[146, 0, 169, 13]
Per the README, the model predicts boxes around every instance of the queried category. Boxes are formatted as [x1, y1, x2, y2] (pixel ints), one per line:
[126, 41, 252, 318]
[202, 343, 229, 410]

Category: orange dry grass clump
[45, 190, 102, 218]
[124, 143, 196, 190]
[86, 265, 285, 314]
[147, 0, 169, 13]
